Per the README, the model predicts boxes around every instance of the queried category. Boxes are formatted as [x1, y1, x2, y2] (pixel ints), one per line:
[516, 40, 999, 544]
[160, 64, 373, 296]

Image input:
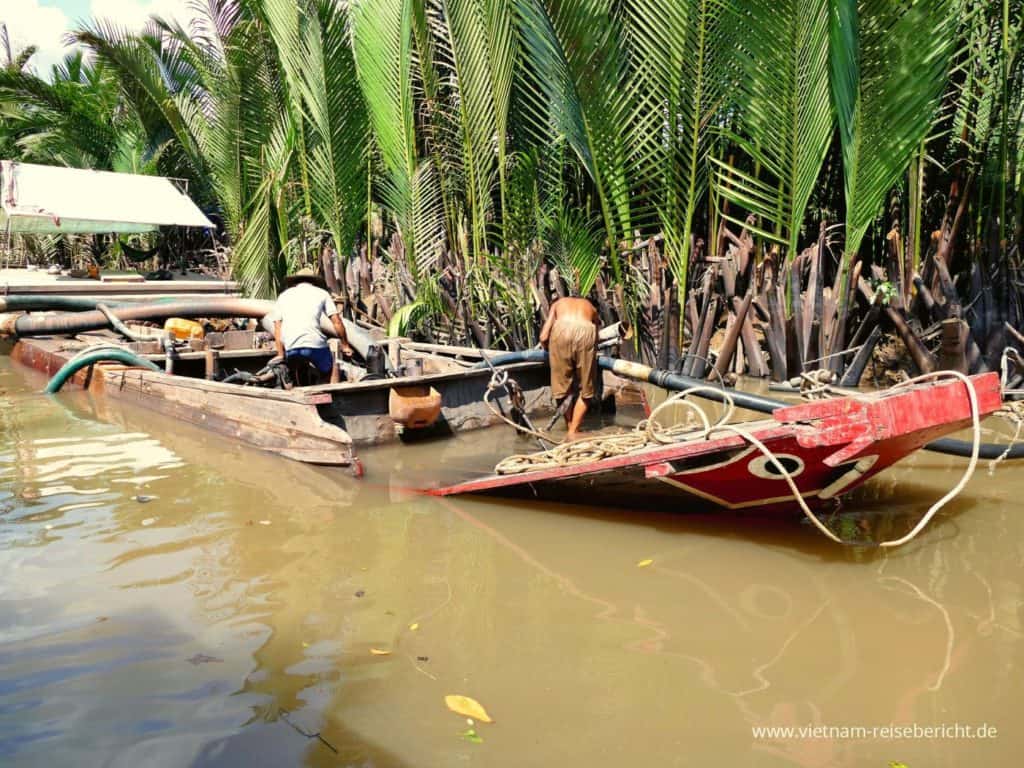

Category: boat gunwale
[112, 358, 545, 405]
[12, 334, 545, 405]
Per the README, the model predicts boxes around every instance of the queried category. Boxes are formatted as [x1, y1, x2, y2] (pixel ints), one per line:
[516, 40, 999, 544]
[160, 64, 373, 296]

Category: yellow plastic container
[388, 386, 442, 429]
[164, 317, 205, 341]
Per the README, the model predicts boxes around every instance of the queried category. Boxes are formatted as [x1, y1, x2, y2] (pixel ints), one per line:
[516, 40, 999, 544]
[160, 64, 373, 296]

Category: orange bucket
[389, 386, 442, 429]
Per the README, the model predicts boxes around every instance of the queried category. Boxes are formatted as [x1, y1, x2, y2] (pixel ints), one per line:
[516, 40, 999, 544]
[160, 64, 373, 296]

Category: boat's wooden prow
[427, 373, 1003, 513]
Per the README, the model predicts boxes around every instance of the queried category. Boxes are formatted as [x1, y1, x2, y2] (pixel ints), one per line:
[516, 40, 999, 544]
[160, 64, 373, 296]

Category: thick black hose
[0, 296, 136, 313]
[9, 298, 276, 336]
[477, 350, 1024, 460]
[608, 359, 784, 413]
[920, 437, 1024, 460]
[476, 350, 781, 413]
[479, 350, 550, 367]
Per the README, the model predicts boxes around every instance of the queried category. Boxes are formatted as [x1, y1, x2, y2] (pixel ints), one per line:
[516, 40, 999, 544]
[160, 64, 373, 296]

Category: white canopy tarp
[0, 160, 214, 234]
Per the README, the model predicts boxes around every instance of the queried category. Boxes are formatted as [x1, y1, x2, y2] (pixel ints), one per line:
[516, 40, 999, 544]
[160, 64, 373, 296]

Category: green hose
[44, 349, 162, 394]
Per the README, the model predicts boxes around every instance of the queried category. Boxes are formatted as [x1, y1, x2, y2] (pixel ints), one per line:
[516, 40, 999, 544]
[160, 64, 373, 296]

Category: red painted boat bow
[427, 373, 1003, 513]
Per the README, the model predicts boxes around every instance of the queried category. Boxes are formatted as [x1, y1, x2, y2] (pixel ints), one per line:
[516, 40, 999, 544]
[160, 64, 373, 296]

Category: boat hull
[9, 336, 553, 470]
[428, 373, 1003, 513]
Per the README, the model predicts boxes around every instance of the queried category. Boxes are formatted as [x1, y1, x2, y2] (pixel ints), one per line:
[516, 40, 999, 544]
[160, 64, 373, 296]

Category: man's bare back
[547, 296, 598, 326]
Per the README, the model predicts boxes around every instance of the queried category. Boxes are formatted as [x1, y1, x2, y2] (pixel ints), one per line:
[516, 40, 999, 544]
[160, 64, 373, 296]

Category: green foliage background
[1, 1, 1021, 339]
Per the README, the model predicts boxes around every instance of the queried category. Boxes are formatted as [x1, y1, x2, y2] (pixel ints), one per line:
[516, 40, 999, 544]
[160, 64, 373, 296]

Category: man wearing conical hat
[270, 267, 354, 380]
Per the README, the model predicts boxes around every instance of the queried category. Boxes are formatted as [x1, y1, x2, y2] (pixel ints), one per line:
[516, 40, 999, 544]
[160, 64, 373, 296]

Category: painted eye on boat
[748, 454, 804, 480]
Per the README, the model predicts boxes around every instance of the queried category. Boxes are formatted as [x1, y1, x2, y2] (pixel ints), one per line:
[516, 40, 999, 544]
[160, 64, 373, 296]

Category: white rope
[642, 385, 737, 442]
[1000, 347, 1019, 389]
[872, 371, 981, 547]
[644, 390, 711, 438]
[712, 422, 851, 544]
[492, 370, 984, 548]
[724, 371, 981, 547]
[989, 403, 1023, 474]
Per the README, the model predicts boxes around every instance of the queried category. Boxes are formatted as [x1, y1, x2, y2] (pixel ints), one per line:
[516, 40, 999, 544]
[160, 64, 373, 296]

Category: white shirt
[270, 282, 338, 350]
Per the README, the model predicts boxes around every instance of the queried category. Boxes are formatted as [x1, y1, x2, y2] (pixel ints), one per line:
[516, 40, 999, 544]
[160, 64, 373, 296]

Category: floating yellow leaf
[637, 559, 653, 568]
[409, 622, 419, 631]
[444, 695, 493, 723]
[370, 648, 391, 656]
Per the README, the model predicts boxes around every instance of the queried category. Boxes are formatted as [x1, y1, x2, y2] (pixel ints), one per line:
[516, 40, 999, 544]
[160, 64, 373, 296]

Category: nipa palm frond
[264, 0, 369, 265]
[352, 0, 429, 273]
[544, 206, 605, 295]
[428, 0, 517, 262]
[830, 0, 958, 257]
[625, 0, 730, 284]
[711, 0, 833, 260]
[513, 0, 634, 270]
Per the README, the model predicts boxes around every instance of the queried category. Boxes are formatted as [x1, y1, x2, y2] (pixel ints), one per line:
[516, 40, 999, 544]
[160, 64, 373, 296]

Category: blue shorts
[286, 346, 333, 374]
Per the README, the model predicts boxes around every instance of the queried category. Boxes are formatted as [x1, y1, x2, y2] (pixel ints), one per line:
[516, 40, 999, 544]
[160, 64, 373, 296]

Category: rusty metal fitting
[0, 312, 21, 336]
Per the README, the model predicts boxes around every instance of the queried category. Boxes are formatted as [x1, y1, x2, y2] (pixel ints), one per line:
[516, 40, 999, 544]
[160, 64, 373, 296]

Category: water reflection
[1, 358, 1021, 767]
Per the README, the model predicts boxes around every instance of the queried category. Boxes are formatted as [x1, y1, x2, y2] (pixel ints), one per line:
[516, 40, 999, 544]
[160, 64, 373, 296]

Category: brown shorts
[549, 320, 597, 400]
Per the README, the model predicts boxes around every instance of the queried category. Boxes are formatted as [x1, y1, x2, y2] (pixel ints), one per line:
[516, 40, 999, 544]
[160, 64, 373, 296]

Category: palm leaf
[428, 0, 517, 261]
[513, 0, 633, 270]
[352, 0, 433, 274]
[264, 0, 369, 268]
[73, 21, 214, 201]
[545, 206, 605, 294]
[0, 51, 123, 169]
[411, 159, 448, 275]
[625, 0, 730, 284]
[388, 299, 430, 335]
[711, 0, 832, 260]
[830, 0, 958, 257]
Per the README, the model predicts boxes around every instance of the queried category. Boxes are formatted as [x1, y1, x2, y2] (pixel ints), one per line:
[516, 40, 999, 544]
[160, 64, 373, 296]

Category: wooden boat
[6, 331, 553, 473]
[429, 372, 1003, 512]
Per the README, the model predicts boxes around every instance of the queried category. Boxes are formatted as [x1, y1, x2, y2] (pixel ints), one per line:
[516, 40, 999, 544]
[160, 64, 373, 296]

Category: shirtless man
[271, 267, 354, 382]
[539, 296, 600, 439]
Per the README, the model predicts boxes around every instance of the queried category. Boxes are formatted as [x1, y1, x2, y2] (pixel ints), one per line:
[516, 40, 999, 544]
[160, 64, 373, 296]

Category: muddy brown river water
[2, 356, 1023, 767]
